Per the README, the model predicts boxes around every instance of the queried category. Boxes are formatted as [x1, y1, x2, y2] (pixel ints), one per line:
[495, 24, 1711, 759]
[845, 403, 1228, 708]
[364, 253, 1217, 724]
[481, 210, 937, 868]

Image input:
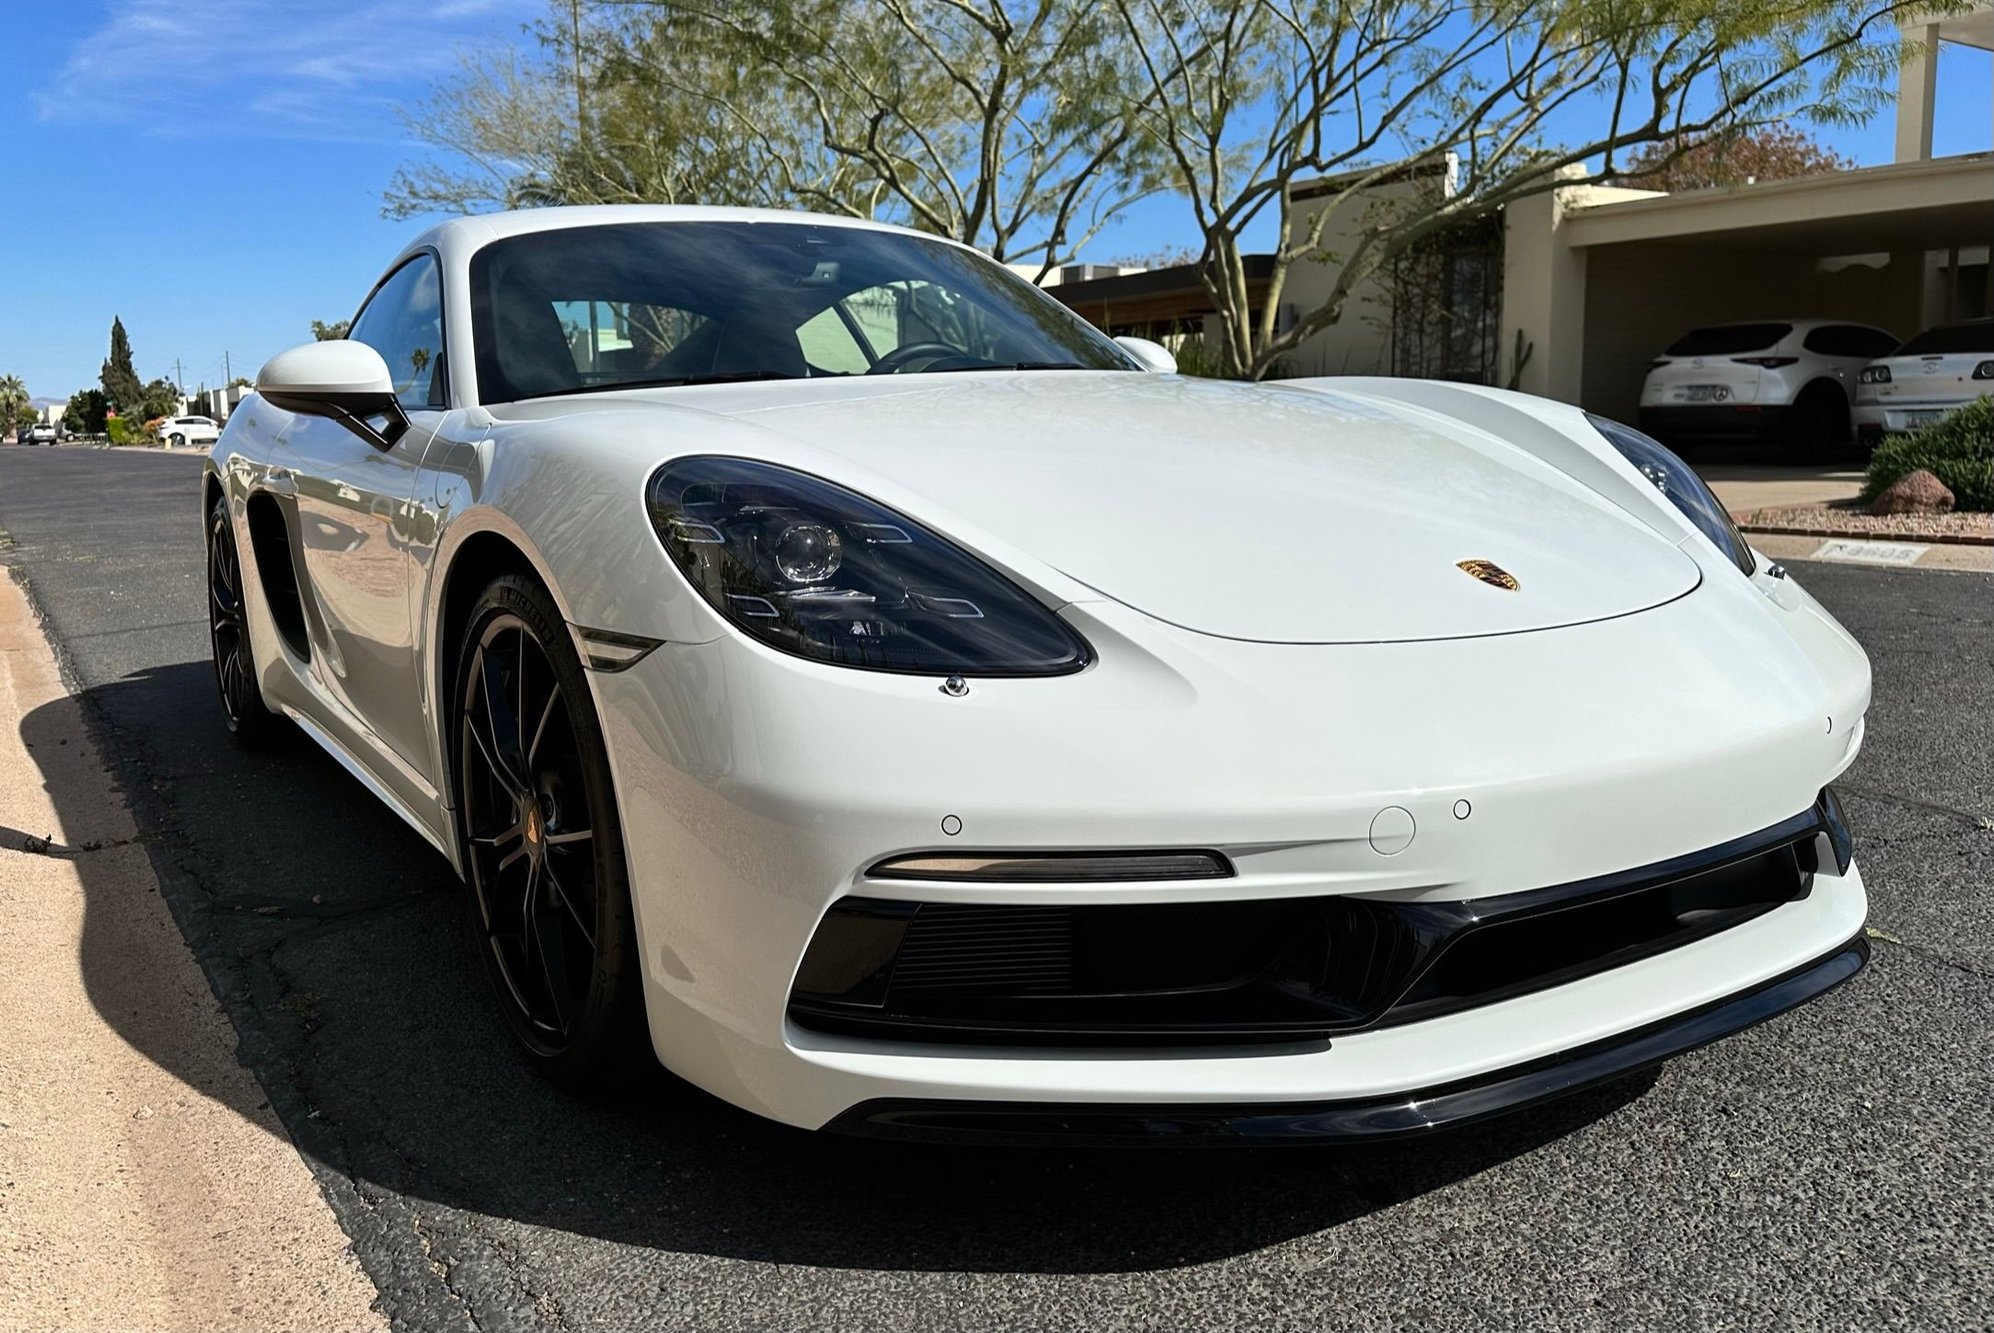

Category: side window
[837, 281, 998, 361]
[1805, 325, 1900, 359]
[796, 306, 871, 374]
[350, 254, 446, 409]
[1855, 327, 1900, 358]
[552, 300, 708, 383]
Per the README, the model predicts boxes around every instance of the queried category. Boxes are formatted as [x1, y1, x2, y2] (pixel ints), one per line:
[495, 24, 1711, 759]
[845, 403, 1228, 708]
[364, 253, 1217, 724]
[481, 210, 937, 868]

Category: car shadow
[32, 658, 1657, 1275]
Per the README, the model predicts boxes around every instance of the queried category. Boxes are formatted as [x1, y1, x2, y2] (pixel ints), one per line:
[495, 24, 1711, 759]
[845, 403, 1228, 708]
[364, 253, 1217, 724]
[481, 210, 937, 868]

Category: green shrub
[106, 416, 152, 446]
[1862, 396, 1994, 512]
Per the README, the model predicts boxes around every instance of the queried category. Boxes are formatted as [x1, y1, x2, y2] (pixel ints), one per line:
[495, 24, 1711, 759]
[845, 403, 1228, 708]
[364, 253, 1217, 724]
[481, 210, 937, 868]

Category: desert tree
[1112, 0, 1938, 379]
[385, 6, 879, 221]
[1616, 120, 1854, 189]
[389, 0, 1181, 276]
[0, 375, 30, 433]
[100, 317, 143, 417]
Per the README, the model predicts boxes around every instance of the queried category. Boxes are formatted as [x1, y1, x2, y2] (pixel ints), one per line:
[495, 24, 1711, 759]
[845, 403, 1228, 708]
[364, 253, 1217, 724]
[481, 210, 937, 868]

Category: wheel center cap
[524, 805, 543, 848]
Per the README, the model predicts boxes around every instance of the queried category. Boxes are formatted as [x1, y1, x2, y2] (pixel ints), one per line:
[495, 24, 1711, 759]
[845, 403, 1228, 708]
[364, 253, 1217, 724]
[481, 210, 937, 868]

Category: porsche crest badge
[1457, 559, 1519, 591]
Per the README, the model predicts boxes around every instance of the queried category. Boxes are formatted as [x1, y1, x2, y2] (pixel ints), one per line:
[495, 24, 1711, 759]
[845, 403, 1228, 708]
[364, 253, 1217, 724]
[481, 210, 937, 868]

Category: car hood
[603, 373, 1701, 644]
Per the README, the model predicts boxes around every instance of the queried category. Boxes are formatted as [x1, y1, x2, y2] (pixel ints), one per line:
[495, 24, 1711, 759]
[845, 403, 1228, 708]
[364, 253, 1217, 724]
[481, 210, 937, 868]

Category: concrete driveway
[1697, 462, 1866, 515]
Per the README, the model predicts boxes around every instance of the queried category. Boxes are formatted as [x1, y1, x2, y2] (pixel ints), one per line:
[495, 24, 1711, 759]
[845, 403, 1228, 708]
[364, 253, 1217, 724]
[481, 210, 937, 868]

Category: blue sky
[0, 0, 1987, 404]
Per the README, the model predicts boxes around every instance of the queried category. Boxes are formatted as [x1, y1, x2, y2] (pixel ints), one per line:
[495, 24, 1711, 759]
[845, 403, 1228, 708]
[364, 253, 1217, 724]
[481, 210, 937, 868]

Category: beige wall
[1576, 245, 1928, 420]
[1500, 181, 1661, 403]
[1277, 180, 1430, 377]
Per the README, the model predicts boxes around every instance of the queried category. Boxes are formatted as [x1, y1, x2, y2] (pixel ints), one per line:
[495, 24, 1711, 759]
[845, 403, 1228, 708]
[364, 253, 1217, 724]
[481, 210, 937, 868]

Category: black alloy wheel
[207, 496, 275, 745]
[455, 575, 644, 1084]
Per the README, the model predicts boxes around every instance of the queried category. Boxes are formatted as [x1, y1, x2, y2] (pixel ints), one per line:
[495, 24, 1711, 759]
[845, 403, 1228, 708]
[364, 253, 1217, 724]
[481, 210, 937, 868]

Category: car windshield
[1894, 321, 1994, 356]
[468, 220, 1138, 404]
[1665, 324, 1792, 357]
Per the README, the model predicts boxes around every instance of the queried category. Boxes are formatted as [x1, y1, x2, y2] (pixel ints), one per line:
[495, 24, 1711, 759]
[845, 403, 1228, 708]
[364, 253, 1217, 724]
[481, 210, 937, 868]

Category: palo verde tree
[385, 5, 865, 220]
[387, 0, 1177, 275]
[1111, 0, 1937, 379]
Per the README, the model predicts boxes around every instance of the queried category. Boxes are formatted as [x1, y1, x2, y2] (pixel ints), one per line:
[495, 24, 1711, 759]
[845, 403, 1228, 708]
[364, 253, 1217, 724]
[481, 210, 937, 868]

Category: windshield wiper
[637, 371, 797, 388]
[952, 360, 1091, 372]
[514, 370, 799, 402]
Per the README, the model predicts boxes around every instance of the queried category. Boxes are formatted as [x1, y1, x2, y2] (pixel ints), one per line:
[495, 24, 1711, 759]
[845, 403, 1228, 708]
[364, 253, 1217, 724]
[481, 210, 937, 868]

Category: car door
[275, 253, 447, 774]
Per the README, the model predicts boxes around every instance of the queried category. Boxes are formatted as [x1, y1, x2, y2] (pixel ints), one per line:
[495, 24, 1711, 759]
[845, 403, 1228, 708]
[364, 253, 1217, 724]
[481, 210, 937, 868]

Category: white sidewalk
[0, 573, 386, 1332]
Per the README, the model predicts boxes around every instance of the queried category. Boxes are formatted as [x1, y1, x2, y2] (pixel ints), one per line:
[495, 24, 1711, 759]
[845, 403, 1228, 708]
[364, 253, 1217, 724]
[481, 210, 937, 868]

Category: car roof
[1685, 318, 1881, 332]
[397, 205, 951, 273]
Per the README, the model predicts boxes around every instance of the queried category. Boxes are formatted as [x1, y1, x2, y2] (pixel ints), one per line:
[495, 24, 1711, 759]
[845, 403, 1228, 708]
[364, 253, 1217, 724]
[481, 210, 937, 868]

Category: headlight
[1588, 415, 1756, 578]
[647, 456, 1091, 675]
[1857, 366, 1891, 385]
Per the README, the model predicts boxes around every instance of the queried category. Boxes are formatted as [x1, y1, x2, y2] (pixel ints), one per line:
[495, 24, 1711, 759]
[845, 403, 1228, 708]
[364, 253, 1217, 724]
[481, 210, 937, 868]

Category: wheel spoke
[526, 687, 560, 770]
[515, 625, 530, 762]
[543, 827, 591, 846]
[543, 863, 596, 950]
[469, 824, 524, 849]
[523, 861, 571, 1033]
[476, 645, 529, 790]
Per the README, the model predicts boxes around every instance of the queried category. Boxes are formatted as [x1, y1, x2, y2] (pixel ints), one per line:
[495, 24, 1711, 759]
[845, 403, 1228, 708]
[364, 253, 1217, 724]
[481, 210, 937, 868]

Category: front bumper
[586, 556, 1871, 1131]
[1854, 400, 1974, 441]
[826, 930, 1869, 1143]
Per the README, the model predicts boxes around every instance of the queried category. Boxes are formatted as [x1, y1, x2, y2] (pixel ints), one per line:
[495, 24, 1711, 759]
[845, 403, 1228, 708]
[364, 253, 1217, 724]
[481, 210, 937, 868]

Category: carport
[1503, 152, 1994, 422]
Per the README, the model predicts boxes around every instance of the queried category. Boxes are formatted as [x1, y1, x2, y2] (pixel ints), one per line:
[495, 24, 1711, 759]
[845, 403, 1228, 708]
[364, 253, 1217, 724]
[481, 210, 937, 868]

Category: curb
[1738, 522, 1994, 548]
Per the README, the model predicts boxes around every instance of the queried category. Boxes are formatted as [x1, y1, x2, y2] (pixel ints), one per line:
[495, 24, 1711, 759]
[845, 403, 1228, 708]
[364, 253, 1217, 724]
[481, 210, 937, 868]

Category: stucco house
[1054, 7, 1992, 419]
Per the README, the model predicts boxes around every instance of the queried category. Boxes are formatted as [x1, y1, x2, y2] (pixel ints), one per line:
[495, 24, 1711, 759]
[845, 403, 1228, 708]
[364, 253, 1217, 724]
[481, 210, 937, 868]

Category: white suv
[1637, 319, 1899, 462]
[157, 415, 221, 447]
[1854, 318, 1994, 442]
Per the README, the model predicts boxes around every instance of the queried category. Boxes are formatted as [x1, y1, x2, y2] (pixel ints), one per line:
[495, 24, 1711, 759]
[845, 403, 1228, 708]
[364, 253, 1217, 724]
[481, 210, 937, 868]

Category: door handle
[264, 466, 296, 494]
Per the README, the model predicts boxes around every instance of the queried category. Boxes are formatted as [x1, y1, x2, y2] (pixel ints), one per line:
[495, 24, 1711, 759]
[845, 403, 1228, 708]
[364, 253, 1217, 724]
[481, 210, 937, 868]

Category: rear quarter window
[1666, 324, 1793, 357]
[1803, 326, 1899, 358]
[1895, 322, 1994, 356]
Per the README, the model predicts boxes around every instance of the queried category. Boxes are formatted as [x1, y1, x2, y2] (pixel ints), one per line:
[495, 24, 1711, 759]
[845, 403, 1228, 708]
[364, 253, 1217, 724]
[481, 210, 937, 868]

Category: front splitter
[823, 932, 1869, 1146]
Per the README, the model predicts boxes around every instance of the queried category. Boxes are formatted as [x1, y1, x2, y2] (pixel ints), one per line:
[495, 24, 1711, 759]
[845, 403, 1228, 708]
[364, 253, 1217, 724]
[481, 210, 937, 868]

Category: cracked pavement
[0, 445, 1988, 1332]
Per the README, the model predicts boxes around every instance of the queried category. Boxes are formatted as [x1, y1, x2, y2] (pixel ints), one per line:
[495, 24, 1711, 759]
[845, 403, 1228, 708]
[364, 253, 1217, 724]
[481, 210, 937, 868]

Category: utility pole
[224, 350, 232, 385]
[172, 358, 186, 396]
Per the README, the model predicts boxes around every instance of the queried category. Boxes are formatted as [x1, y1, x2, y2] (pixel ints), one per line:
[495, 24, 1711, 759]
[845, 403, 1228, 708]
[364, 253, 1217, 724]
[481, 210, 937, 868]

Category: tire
[207, 497, 278, 746]
[453, 574, 646, 1086]
[1782, 387, 1843, 466]
[169, 433, 186, 448]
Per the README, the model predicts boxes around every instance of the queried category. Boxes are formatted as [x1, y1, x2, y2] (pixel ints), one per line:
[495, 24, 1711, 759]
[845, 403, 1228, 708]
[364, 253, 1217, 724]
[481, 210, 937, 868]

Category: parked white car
[203, 206, 1872, 1143]
[159, 415, 221, 447]
[1638, 319, 1899, 462]
[1854, 318, 1994, 442]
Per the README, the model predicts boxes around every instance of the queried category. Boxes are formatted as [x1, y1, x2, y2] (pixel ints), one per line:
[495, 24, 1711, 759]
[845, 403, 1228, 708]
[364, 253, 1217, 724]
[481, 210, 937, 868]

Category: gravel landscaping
[1738, 505, 1994, 545]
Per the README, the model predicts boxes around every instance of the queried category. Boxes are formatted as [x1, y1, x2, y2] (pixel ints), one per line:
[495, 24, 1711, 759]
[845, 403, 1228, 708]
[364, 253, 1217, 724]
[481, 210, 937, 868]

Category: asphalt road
[1, 443, 1989, 1332]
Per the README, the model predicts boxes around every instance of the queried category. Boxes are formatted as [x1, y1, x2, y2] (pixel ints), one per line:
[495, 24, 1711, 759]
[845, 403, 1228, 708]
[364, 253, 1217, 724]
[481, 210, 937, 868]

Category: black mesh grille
[890, 905, 1074, 994]
[789, 799, 1836, 1047]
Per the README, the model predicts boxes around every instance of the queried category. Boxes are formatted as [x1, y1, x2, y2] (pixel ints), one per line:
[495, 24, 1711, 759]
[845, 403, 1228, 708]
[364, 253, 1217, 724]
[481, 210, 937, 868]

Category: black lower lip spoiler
[822, 931, 1869, 1146]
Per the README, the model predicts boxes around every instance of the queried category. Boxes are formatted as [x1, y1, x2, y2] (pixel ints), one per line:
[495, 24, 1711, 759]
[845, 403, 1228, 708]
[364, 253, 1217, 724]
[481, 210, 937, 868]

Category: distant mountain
[30, 395, 66, 409]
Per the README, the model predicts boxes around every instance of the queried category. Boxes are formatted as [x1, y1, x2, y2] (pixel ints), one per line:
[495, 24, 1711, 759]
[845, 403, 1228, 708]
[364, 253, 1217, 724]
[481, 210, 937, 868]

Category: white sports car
[205, 206, 1870, 1143]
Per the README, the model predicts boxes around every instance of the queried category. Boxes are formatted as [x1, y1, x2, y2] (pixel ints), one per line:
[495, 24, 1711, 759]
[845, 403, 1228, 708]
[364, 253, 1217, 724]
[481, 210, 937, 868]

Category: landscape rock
[1869, 469, 1955, 516]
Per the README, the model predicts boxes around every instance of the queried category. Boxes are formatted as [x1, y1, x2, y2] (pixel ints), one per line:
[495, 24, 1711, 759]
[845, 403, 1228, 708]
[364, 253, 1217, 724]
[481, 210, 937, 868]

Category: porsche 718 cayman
[204, 206, 1870, 1142]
